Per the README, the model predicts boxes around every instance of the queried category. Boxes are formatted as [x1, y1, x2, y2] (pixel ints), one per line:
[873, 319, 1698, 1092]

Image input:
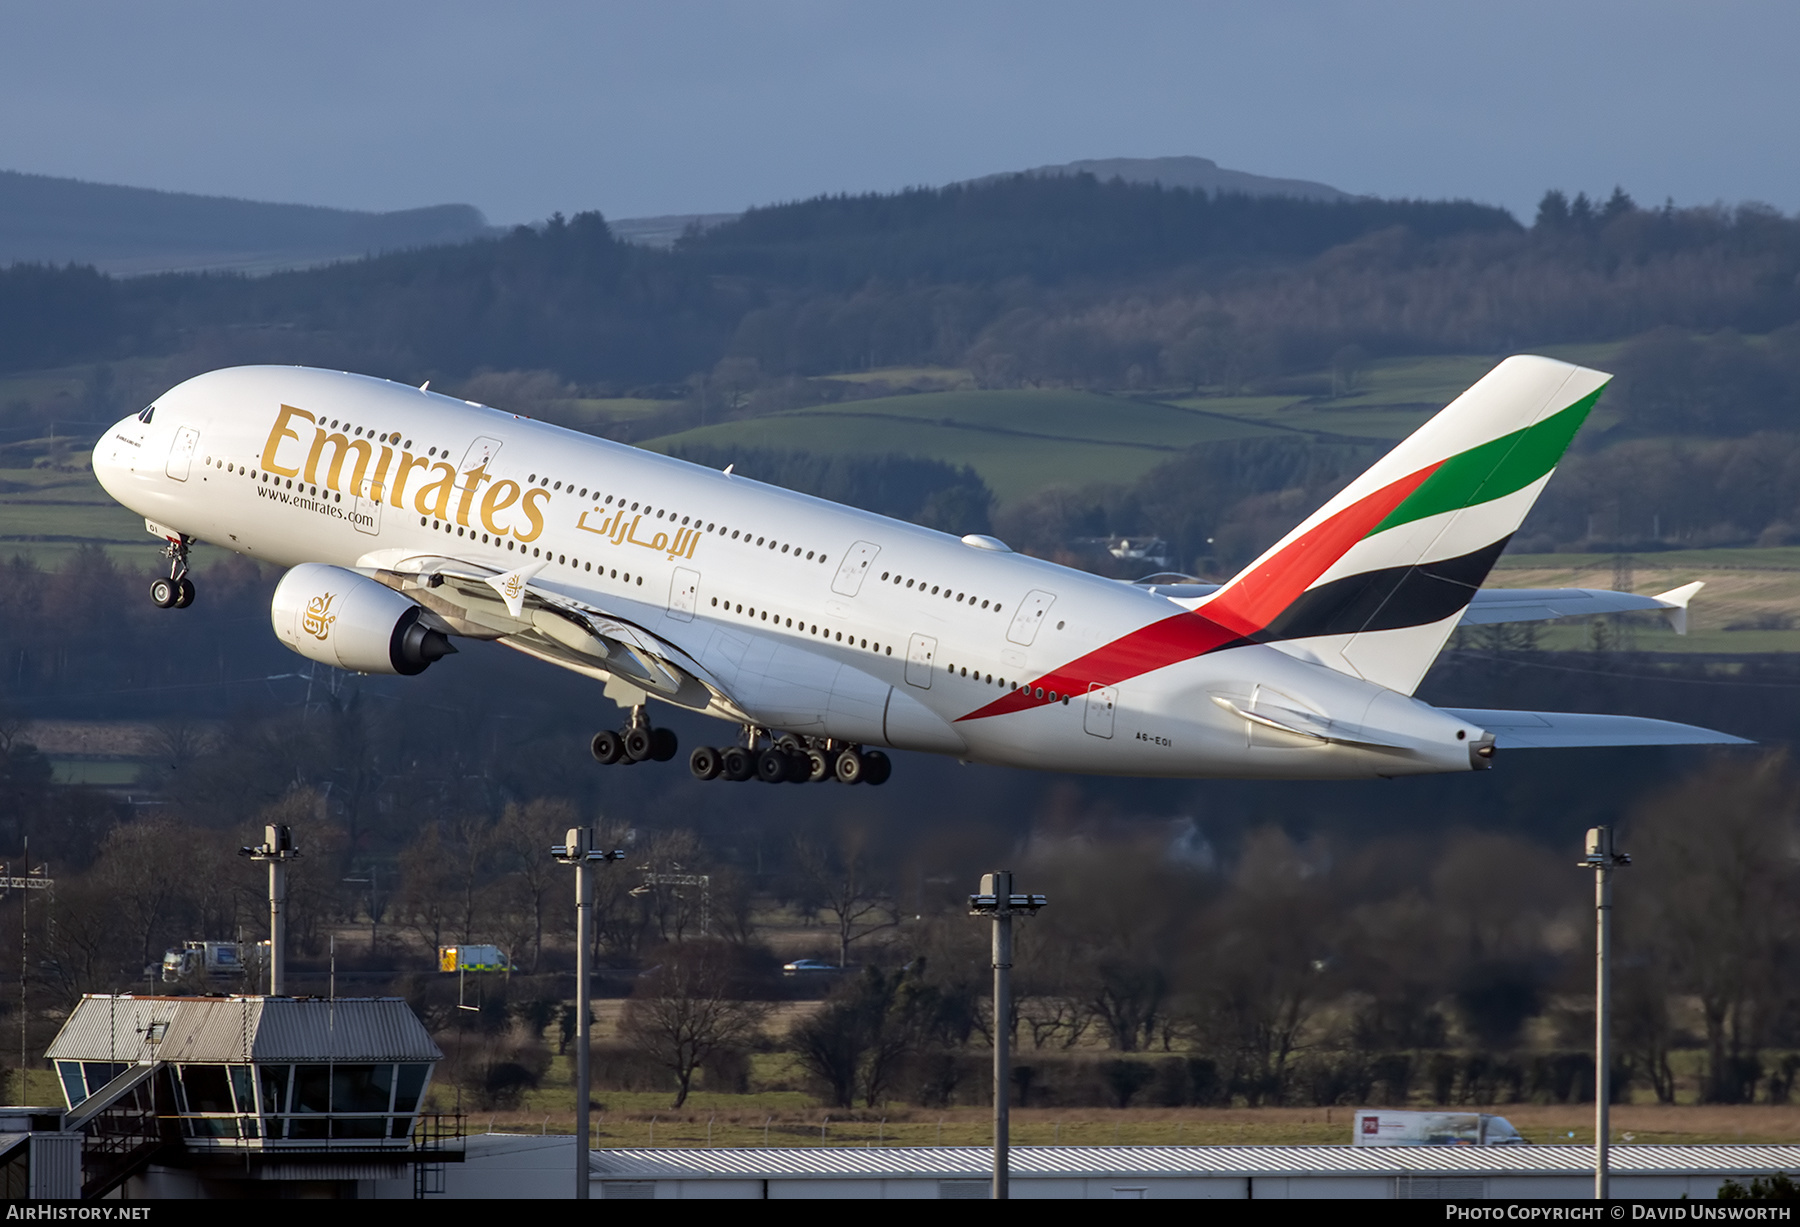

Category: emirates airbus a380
[91, 356, 1744, 786]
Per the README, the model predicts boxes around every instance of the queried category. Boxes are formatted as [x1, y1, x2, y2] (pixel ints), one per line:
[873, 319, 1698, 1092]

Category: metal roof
[588, 1143, 1800, 1181]
[46, 996, 442, 1064]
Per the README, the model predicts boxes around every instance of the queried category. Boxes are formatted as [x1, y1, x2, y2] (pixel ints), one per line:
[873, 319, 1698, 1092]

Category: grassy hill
[646, 388, 1288, 503]
[643, 346, 1634, 504]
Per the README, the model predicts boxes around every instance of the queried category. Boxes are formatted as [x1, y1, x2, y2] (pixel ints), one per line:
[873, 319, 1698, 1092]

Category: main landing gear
[149, 536, 195, 609]
[687, 731, 890, 786]
[590, 705, 678, 766]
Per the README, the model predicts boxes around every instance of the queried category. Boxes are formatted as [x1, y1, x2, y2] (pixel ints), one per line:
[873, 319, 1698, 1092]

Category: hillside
[0, 168, 495, 275]
[960, 155, 1354, 201]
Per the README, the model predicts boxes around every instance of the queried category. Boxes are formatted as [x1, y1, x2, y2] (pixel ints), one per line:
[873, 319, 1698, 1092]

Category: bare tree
[91, 818, 194, 973]
[792, 828, 898, 968]
[1625, 754, 1800, 1103]
[496, 798, 577, 971]
[1183, 829, 1338, 1100]
[619, 940, 768, 1108]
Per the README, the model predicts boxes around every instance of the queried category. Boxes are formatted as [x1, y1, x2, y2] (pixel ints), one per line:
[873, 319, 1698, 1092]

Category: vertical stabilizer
[1198, 355, 1609, 693]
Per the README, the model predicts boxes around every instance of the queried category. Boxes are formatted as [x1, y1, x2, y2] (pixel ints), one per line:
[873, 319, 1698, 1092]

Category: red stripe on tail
[957, 461, 1442, 723]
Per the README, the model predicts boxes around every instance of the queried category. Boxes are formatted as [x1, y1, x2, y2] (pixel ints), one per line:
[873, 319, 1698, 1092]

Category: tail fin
[1198, 355, 1609, 694]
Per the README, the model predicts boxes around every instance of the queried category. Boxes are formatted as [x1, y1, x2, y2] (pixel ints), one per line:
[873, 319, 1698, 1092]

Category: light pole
[1581, 825, 1630, 1201]
[240, 824, 298, 995]
[969, 870, 1046, 1201]
[552, 828, 623, 1201]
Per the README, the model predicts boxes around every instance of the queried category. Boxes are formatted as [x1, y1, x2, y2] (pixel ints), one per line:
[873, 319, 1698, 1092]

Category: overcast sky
[2, 1, 1795, 225]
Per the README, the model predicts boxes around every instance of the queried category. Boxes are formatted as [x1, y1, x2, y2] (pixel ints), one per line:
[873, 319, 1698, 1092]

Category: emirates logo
[302, 592, 337, 639]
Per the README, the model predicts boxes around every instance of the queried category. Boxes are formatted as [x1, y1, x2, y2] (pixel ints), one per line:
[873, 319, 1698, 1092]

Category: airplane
[90, 355, 1747, 785]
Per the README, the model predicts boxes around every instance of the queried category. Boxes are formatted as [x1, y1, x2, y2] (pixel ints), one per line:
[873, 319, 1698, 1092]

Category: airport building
[21, 994, 457, 1198]
[9, 992, 1799, 1200]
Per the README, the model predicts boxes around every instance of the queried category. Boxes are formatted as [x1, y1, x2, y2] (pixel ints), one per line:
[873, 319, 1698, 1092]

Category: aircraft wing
[1459, 582, 1704, 634]
[353, 549, 739, 716]
[1442, 708, 1750, 749]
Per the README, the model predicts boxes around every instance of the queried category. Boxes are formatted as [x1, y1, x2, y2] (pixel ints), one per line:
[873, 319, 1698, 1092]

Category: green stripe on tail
[1368, 382, 1608, 537]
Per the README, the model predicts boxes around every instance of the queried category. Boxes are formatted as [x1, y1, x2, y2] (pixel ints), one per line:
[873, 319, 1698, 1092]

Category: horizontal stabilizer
[1460, 582, 1704, 634]
[1443, 708, 1750, 749]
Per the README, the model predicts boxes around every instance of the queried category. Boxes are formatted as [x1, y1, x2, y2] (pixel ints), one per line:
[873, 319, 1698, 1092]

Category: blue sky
[2, 1, 1795, 224]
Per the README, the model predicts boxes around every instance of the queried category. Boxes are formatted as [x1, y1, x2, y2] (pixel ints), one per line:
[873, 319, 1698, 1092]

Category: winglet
[1651, 580, 1704, 636]
[485, 561, 547, 618]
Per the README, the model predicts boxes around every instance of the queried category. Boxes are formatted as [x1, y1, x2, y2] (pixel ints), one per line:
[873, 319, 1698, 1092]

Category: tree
[792, 828, 898, 968]
[1624, 754, 1800, 1102]
[1184, 829, 1336, 1100]
[619, 940, 768, 1108]
[495, 798, 577, 971]
[789, 961, 952, 1108]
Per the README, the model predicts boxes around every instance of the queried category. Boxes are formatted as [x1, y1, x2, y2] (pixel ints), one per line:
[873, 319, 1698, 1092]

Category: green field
[552, 396, 679, 424]
[1162, 344, 1631, 442]
[645, 347, 1639, 504]
[0, 463, 241, 571]
[646, 388, 1287, 503]
[814, 365, 973, 387]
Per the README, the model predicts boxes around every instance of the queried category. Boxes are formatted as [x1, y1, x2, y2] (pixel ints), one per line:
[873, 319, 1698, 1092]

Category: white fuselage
[92, 367, 1482, 779]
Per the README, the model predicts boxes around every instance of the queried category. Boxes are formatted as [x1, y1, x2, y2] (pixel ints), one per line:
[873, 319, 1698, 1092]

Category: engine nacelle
[271, 563, 456, 676]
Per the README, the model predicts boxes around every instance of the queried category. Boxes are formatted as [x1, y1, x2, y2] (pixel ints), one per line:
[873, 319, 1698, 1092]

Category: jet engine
[271, 563, 456, 676]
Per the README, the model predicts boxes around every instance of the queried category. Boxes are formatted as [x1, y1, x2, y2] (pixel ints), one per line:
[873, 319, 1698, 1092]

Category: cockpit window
[137, 405, 156, 423]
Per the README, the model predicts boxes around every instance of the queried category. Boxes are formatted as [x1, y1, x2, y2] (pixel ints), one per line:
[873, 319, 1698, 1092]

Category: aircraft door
[165, 427, 200, 481]
[1007, 589, 1057, 646]
[351, 468, 382, 535]
[1083, 684, 1117, 738]
[905, 633, 937, 689]
[668, 567, 700, 622]
[459, 436, 504, 471]
[832, 541, 881, 597]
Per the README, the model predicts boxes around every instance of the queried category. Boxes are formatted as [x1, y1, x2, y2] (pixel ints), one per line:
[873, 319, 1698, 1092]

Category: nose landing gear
[148, 536, 195, 609]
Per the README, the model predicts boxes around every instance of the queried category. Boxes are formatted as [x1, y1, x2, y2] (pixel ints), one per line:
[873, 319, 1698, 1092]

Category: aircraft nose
[90, 415, 140, 499]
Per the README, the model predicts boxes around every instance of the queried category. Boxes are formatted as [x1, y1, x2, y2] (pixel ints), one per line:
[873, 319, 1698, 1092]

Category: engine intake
[271, 563, 456, 676]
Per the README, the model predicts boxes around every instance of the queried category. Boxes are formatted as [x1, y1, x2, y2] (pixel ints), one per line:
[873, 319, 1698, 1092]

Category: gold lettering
[260, 404, 313, 476]
[390, 453, 431, 508]
[515, 487, 550, 542]
[370, 445, 395, 503]
[455, 463, 490, 527]
[414, 462, 458, 519]
[480, 479, 522, 535]
[304, 430, 373, 493]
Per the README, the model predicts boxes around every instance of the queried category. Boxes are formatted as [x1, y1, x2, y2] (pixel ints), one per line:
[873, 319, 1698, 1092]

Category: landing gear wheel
[149, 577, 178, 608]
[590, 730, 624, 765]
[862, 749, 891, 786]
[623, 727, 654, 762]
[720, 746, 754, 782]
[689, 746, 721, 780]
[804, 748, 832, 783]
[834, 748, 866, 785]
[650, 727, 678, 762]
[756, 748, 792, 783]
[173, 577, 195, 608]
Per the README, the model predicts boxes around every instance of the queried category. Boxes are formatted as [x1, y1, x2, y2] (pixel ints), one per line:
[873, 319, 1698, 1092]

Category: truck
[160, 940, 264, 983]
[438, 944, 510, 973]
[1352, 1110, 1527, 1147]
